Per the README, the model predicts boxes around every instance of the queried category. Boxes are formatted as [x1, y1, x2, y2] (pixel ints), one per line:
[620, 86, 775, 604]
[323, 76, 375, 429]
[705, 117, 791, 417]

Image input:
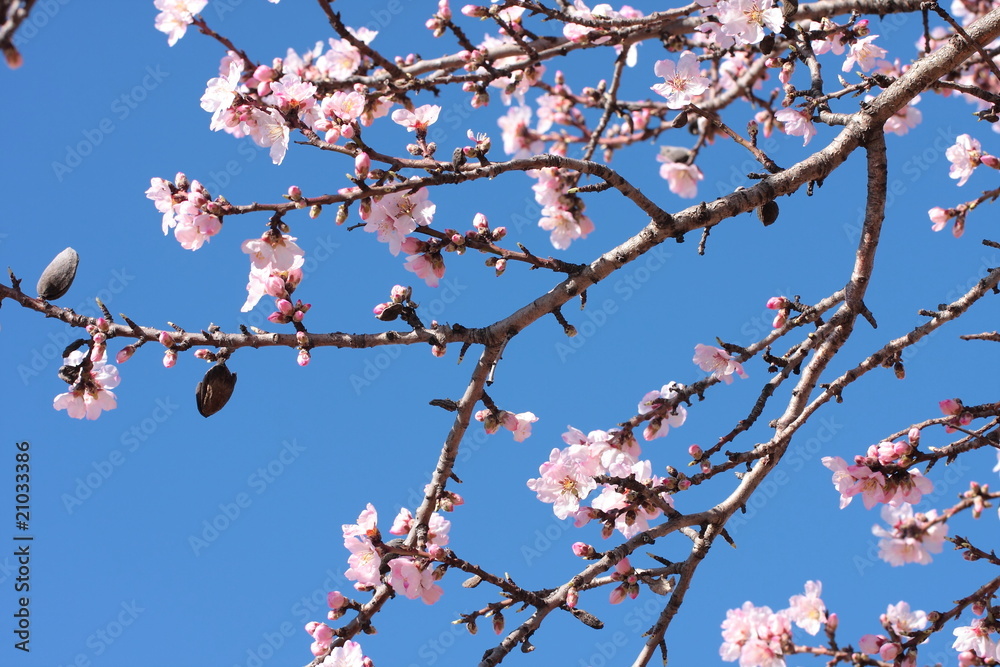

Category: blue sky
[2, 2, 1000, 667]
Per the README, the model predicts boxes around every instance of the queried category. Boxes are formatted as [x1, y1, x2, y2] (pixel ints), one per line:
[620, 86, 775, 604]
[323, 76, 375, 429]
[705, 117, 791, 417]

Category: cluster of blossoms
[153, 0, 208, 46]
[693, 344, 749, 385]
[637, 382, 688, 441]
[721, 581, 827, 667]
[697, 0, 785, 49]
[53, 344, 121, 420]
[766, 296, 791, 328]
[240, 227, 308, 320]
[928, 134, 1000, 237]
[362, 185, 437, 257]
[400, 211, 507, 288]
[527, 419, 682, 538]
[855, 601, 928, 663]
[474, 408, 538, 442]
[531, 165, 595, 250]
[341, 503, 447, 605]
[821, 424, 933, 510]
[146, 174, 223, 251]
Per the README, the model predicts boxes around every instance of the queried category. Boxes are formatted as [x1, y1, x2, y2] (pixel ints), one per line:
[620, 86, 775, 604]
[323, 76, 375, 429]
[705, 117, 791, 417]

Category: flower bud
[297, 349, 311, 366]
[287, 185, 302, 201]
[159, 331, 175, 347]
[355, 152, 371, 179]
[572, 542, 596, 558]
[116, 346, 135, 363]
[163, 349, 177, 368]
[336, 204, 349, 225]
[495, 258, 507, 277]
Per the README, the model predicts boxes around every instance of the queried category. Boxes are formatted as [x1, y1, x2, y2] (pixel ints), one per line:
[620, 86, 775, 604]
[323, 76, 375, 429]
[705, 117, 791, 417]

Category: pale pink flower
[785, 581, 826, 636]
[693, 344, 748, 384]
[952, 619, 997, 659]
[497, 105, 542, 157]
[715, 0, 784, 46]
[201, 57, 243, 130]
[503, 411, 538, 442]
[246, 108, 290, 165]
[650, 51, 709, 109]
[154, 0, 207, 46]
[404, 252, 445, 287]
[146, 177, 177, 234]
[539, 207, 594, 249]
[366, 188, 436, 255]
[526, 446, 600, 519]
[344, 537, 380, 588]
[386, 557, 443, 604]
[343, 503, 379, 540]
[872, 503, 947, 566]
[319, 640, 365, 667]
[589, 460, 672, 538]
[885, 601, 928, 639]
[316, 38, 363, 81]
[389, 508, 450, 546]
[947, 134, 982, 186]
[637, 383, 687, 441]
[391, 105, 441, 132]
[821, 456, 857, 509]
[172, 200, 221, 251]
[774, 108, 816, 146]
[883, 101, 922, 136]
[658, 162, 704, 198]
[843, 35, 888, 72]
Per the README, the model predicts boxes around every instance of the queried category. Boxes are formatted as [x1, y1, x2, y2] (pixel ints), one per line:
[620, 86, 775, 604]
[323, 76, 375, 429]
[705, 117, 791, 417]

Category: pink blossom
[389, 508, 450, 546]
[637, 383, 687, 441]
[843, 35, 888, 72]
[785, 580, 826, 636]
[589, 460, 672, 538]
[947, 134, 982, 186]
[526, 446, 600, 519]
[404, 252, 445, 287]
[343, 537, 380, 588]
[386, 557, 443, 604]
[316, 38, 363, 81]
[153, 0, 207, 46]
[201, 57, 243, 131]
[693, 344, 748, 384]
[391, 104, 441, 132]
[246, 108, 290, 165]
[885, 601, 928, 639]
[715, 0, 784, 46]
[872, 503, 947, 566]
[497, 105, 542, 157]
[883, 101, 922, 136]
[658, 161, 704, 199]
[720, 601, 791, 667]
[928, 206, 953, 232]
[366, 187, 436, 255]
[320, 640, 366, 667]
[821, 456, 856, 509]
[940, 397, 973, 432]
[650, 51, 709, 109]
[538, 207, 595, 250]
[953, 619, 997, 659]
[774, 108, 816, 146]
[502, 411, 538, 442]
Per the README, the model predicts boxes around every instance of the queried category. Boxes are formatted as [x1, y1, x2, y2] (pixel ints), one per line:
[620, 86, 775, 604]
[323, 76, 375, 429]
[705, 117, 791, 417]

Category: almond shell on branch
[195, 362, 238, 417]
[36, 247, 79, 300]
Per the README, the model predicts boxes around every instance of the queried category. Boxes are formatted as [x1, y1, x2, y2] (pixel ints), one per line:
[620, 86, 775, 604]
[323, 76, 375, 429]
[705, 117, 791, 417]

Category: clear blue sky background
[2, 2, 1000, 667]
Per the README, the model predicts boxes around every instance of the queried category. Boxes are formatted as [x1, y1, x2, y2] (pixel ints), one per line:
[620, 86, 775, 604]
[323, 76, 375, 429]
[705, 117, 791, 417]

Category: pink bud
[494, 258, 506, 277]
[163, 350, 177, 369]
[431, 344, 446, 357]
[858, 634, 886, 654]
[253, 65, 273, 82]
[492, 226, 506, 241]
[451, 233, 465, 245]
[461, 4, 487, 17]
[158, 331, 175, 347]
[355, 152, 371, 179]
[116, 346, 135, 363]
[327, 591, 345, 609]
[400, 237, 426, 255]
[879, 643, 900, 661]
[907, 427, 920, 443]
[297, 349, 311, 366]
[688, 444, 703, 459]
[277, 299, 294, 315]
[287, 185, 302, 201]
[939, 398, 962, 415]
[826, 612, 838, 631]
[771, 312, 787, 329]
[572, 542, 594, 558]
[473, 213, 489, 231]
[373, 302, 389, 317]
[438, 0, 451, 18]
[677, 479, 691, 490]
[981, 154, 1000, 169]
[766, 296, 787, 310]
[390, 284, 411, 303]
[92, 332, 107, 345]
[194, 349, 210, 360]
[614, 557, 632, 574]
[292, 310, 305, 323]
[608, 586, 626, 605]
[95, 317, 110, 332]
[566, 587, 579, 609]
[297, 331, 308, 345]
